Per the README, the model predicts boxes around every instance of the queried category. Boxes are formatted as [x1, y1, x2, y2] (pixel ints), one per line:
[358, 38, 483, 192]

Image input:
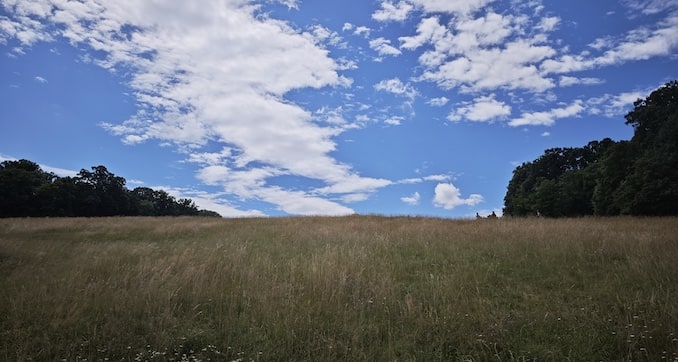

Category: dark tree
[0, 160, 55, 217]
[76, 166, 130, 216]
[0, 160, 221, 217]
[619, 80, 678, 215]
[503, 141, 610, 217]
[504, 81, 678, 217]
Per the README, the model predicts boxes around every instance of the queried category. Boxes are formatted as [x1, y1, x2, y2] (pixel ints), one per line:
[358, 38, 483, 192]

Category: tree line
[504, 80, 678, 217]
[0, 161, 221, 218]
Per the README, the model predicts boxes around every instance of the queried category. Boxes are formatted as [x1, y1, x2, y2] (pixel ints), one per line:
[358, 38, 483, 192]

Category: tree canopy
[504, 80, 678, 217]
[0, 161, 221, 218]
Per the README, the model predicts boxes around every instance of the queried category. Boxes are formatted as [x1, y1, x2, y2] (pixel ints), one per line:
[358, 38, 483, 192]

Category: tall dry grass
[1, 216, 677, 361]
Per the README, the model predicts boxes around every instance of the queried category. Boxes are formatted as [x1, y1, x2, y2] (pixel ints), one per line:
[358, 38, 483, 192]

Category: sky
[1, 0, 676, 218]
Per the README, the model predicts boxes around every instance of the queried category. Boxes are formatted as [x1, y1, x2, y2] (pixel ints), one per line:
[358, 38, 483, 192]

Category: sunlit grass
[1, 216, 677, 360]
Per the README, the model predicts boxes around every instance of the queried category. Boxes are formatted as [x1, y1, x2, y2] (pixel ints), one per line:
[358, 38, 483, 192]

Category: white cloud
[306, 24, 343, 47]
[274, 0, 300, 10]
[372, 0, 496, 23]
[155, 186, 266, 218]
[369, 37, 402, 57]
[353, 26, 371, 37]
[542, 12, 678, 74]
[401, 191, 420, 205]
[401, 12, 558, 93]
[397, 174, 451, 184]
[257, 186, 355, 216]
[34, 76, 47, 83]
[433, 183, 483, 210]
[427, 96, 449, 106]
[42, 165, 78, 177]
[536, 16, 560, 32]
[422, 39, 556, 92]
[372, 1, 414, 22]
[448, 94, 511, 122]
[593, 16, 678, 66]
[587, 90, 646, 117]
[509, 100, 585, 127]
[399, 4, 676, 98]
[399, 16, 447, 50]
[0, 0, 394, 216]
[621, 0, 678, 15]
[559, 76, 604, 87]
[374, 78, 418, 99]
[384, 117, 403, 126]
[0, 154, 79, 177]
[409, 0, 496, 16]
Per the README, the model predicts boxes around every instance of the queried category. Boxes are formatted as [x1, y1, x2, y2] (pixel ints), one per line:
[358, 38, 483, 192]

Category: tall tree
[504, 81, 678, 217]
[619, 80, 678, 215]
[0, 160, 55, 217]
[76, 166, 130, 216]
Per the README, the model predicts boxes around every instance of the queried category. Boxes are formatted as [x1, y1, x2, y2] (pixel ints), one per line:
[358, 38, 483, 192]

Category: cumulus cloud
[394, 0, 677, 112]
[0, 0, 393, 216]
[384, 117, 404, 126]
[448, 94, 511, 122]
[400, 12, 557, 93]
[372, 1, 414, 22]
[509, 100, 585, 127]
[374, 78, 418, 99]
[369, 37, 402, 57]
[427, 96, 449, 106]
[401, 191, 420, 205]
[433, 183, 483, 210]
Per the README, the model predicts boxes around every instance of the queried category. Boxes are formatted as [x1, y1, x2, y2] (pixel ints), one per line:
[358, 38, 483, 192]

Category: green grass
[1, 216, 677, 361]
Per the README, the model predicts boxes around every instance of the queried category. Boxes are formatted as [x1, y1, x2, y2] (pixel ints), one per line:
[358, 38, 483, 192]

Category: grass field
[1, 216, 677, 361]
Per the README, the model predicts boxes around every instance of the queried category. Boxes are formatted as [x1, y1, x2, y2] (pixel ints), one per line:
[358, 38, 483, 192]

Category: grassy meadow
[1, 216, 677, 361]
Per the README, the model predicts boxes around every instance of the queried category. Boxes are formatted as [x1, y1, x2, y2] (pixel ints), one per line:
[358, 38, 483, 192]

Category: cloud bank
[0, 0, 395, 215]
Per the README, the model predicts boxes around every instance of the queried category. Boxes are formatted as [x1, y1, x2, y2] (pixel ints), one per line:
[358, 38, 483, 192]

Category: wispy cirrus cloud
[559, 76, 604, 87]
[621, 0, 678, 15]
[541, 12, 678, 74]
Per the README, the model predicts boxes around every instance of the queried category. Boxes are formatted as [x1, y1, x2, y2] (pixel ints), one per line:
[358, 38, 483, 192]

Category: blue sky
[1, 0, 676, 217]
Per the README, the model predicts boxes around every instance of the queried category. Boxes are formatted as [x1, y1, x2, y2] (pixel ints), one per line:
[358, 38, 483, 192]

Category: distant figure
[488, 211, 497, 219]
[536, 210, 542, 217]
[476, 212, 481, 219]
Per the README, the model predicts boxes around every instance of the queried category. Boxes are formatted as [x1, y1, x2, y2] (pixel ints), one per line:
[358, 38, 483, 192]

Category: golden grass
[1, 216, 677, 361]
